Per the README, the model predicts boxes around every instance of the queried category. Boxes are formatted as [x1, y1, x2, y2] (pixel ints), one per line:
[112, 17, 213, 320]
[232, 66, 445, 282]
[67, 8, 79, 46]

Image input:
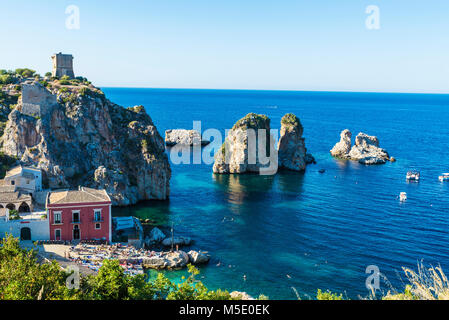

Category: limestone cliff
[0, 79, 170, 206]
[213, 113, 276, 174]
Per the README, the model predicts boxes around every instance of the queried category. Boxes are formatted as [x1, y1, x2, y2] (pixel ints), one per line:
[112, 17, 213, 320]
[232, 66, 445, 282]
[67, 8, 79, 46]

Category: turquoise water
[104, 88, 449, 299]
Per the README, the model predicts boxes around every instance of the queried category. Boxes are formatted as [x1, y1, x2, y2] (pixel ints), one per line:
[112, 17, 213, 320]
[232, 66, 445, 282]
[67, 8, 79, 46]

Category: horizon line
[98, 86, 449, 96]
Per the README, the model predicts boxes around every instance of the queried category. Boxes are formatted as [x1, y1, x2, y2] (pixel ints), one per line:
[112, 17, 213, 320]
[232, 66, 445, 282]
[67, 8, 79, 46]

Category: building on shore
[46, 186, 112, 242]
[0, 207, 49, 241]
[51, 52, 75, 78]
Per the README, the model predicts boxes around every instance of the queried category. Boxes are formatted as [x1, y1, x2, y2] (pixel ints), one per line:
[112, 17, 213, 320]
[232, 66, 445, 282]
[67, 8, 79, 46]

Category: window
[54, 212, 61, 224]
[94, 209, 102, 222]
[95, 223, 101, 230]
[11, 180, 15, 186]
[72, 211, 80, 223]
[55, 229, 61, 240]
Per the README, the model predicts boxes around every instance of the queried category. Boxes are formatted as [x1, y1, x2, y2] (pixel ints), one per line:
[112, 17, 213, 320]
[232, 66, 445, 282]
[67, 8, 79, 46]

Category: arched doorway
[18, 202, 31, 213]
[0, 204, 3, 208]
[20, 227, 31, 241]
[73, 225, 80, 240]
[6, 203, 15, 210]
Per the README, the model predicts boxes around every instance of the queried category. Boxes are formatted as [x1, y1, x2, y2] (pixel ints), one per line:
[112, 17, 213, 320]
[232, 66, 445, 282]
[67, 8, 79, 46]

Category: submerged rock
[278, 113, 312, 171]
[165, 129, 210, 146]
[0, 81, 171, 206]
[213, 113, 277, 174]
[187, 250, 210, 264]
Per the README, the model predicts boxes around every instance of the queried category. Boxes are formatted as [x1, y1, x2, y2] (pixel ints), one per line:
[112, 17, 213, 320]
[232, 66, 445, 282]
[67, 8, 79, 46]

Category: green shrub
[15, 68, 36, 78]
[316, 289, 344, 300]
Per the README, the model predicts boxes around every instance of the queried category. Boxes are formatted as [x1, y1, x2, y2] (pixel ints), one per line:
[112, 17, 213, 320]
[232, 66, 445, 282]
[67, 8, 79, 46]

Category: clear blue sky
[1, 0, 448, 93]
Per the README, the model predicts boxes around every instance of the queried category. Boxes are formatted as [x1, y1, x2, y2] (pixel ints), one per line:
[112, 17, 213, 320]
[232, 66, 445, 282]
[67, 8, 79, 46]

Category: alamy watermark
[66, 265, 80, 290]
[365, 265, 380, 292]
[365, 5, 380, 30]
[65, 5, 80, 30]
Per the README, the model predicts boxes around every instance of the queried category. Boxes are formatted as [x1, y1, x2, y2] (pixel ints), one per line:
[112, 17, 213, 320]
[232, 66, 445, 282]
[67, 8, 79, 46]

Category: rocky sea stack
[212, 113, 275, 174]
[278, 113, 314, 171]
[330, 129, 391, 165]
[213, 112, 314, 174]
[0, 76, 170, 206]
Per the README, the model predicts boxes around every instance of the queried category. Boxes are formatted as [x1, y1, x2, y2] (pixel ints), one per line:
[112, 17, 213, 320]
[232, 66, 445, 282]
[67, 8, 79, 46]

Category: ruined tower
[51, 53, 75, 78]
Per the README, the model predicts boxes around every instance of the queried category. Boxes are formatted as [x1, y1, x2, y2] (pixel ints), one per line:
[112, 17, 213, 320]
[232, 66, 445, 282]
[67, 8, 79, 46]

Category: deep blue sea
[103, 88, 449, 299]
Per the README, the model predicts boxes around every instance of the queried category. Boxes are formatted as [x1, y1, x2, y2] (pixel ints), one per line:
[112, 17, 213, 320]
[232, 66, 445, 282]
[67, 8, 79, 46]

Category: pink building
[47, 187, 112, 242]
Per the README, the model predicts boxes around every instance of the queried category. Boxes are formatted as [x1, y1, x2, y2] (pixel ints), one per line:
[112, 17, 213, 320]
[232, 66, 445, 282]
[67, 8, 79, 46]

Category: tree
[0, 234, 75, 300]
[14, 68, 36, 78]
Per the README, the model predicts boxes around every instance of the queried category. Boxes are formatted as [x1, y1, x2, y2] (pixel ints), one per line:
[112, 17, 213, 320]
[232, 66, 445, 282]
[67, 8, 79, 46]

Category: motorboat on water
[439, 173, 449, 182]
[406, 171, 420, 182]
[399, 192, 407, 202]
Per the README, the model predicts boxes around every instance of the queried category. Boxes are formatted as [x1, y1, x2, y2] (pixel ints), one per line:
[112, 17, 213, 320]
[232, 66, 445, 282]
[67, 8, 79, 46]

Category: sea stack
[330, 130, 391, 165]
[277, 113, 310, 171]
[212, 113, 276, 174]
[330, 129, 352, 158]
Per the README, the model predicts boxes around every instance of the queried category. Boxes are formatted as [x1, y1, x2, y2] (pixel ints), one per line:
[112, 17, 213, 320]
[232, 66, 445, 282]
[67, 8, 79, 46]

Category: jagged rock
[162, 236, 192, 247]
[330, 130, 390, 165]
[330, 129, 352, 158]
[187, 250, 210, 264]
[0, 81, 171, 205]
[348, 133, 390, 164]
[213, 113, 277, 174]
[305, 153, 316, 164]
[148, 227, 166, 244]
[165, 129, 210, 146]
[230, 291, 255, 300]
[142, 250, 190, 269]
[278, 113, 311, 171]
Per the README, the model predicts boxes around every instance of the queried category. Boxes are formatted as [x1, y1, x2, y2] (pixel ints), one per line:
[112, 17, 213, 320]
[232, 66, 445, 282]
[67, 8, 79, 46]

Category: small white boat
[406, 171, 420, 181]
[439, 173, 449, 182]
[400, 192, 407, 202]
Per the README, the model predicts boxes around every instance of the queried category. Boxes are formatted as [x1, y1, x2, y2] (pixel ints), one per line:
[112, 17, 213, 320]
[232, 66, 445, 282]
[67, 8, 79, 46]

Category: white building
[0, 208, 49, 241]
[0, 165, 43, 194]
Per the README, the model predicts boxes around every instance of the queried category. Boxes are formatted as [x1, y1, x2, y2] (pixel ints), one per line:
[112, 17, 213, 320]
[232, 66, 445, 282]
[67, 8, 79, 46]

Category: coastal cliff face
[0, 80, 170, 206]
[213, 113, 275, 174]
[330, 129, 390, 165]
[277, 113, 308, 171]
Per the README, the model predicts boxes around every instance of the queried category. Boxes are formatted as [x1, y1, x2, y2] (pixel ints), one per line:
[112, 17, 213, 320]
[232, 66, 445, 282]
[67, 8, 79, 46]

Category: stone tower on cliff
[51, 53, 74, 78]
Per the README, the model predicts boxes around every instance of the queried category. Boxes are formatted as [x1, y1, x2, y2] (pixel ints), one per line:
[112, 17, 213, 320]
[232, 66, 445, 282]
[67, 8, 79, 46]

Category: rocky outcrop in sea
[213, 113, 277, 174]
[0, 79, 171, 206]
[213, 113, 314, 174]
[330, 129, 391, 165]
[165, 129, 210, 146]
[278, 113, 314, 171]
